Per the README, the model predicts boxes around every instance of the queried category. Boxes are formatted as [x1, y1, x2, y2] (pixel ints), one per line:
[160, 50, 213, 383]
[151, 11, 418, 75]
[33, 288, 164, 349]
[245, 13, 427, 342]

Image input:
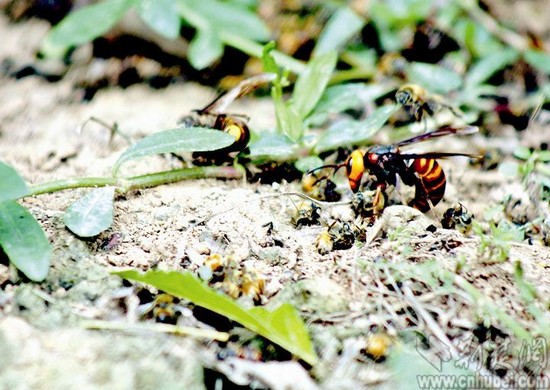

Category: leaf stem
[25, 167, 243, 198]
[28, 177, 118, 196]
[117, 166, 243, 193]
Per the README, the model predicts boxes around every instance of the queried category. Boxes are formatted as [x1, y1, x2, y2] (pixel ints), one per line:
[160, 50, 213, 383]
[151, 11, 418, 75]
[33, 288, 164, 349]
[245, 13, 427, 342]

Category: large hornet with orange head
[309, 125, 479, 212]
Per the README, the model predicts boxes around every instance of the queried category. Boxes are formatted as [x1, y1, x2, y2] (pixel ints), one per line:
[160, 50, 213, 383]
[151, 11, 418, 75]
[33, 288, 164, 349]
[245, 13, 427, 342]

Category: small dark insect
[395, 84, 461, 124]
[301, 172, 341, 202]
[441, 203, 473, 234]
[141, 293, 181, 325]
[217, 342, 263, 362]
[291, 201, 321, 227]
[330, 221, 355, 250]
[199, 254, 265, 304]
[310, 125, 479, 212]
[180, 73, 275, 157]
[99, 232, 123, 251]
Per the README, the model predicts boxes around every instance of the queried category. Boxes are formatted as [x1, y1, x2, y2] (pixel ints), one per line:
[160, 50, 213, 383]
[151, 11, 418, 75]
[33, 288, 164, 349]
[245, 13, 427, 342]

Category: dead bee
[241, 269, 266, 302]
[330, 221, 355, 250]
[395, 84, 461, 124]
[199, 254, 266, 303]
[140, 293, 182, 324]
[301, 172, 341, 202]
[469, 148, 502, 171]
[351, 190, 386, 218]
[217, 341, 263, 362]
[198, 253, 225, 282]
[310, 125, 479, 212]
[361, 332, 393, 362]
[316, 220, 355, 254]
[291, 201, 321, 227]
[180, 73, 275, 158]
[441, 203, 473, 234]
[315, 230, 334, 255]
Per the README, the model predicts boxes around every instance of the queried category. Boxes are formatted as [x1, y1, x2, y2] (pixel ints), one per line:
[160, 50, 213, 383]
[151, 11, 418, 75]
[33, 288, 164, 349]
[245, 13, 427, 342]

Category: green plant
[0, 128, 236, 281]
[116, 269, 318, 365]
[472, 220, 523, 263]
[41, 0, 304, 72]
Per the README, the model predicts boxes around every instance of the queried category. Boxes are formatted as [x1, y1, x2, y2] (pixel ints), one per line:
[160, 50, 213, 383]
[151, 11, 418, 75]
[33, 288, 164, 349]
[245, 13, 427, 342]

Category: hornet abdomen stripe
[409, 158, 446, 212]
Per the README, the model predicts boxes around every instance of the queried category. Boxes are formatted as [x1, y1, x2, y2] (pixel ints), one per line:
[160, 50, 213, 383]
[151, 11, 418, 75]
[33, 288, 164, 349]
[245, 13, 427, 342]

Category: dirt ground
[1, 8, 549, 390]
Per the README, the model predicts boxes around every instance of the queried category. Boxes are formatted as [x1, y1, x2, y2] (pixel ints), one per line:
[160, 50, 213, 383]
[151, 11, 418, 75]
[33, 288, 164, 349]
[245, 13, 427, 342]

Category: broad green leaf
[182, 0, 269, 41]
[113, 127, 235, 175]
[389, 345, 475, 388]
[64, 187, 116, 237]
[276, 102, 303, 142]
[115, 269, 318, 365]
[370, 0, 432, 27]
[294, 156, 323, 173]
[0, 201, 51, 281]
[465, 49, 519, 87]
[188, 27, 224, 70]
[308, 83, 393, 126]
[313, 7, 364, 56]
[538, 151, 550, 163]
[137, 0, 181, 39]
[453, 18, 503, 59]
[315, 105, 399, 153]
[513, 146, 532, 161]
[292, 51, 338, 120]
[0, 161, 28, 202]
[41, 0, 134, 58]
[248, 134, 295, 160]
[406, 62, 462, 94]
[524, 49, 550, 75]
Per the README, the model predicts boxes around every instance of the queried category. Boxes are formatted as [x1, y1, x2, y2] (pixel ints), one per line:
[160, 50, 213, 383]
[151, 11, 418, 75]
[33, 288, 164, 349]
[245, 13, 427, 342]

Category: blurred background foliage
[2, 0, 549, 167]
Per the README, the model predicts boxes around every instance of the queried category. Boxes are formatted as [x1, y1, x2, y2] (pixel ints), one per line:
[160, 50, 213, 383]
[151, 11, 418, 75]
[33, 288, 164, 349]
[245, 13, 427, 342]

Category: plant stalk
[25, 167, 243, 198]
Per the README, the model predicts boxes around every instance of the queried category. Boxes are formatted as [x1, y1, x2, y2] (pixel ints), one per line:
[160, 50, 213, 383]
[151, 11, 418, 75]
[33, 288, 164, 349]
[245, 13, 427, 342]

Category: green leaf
[315, 105, 399, 152]
[465, 49, 519, 87]
[113, 127, 235, 175]
[524, 49, 550, 75]
[0, 161, 29, 202]
[453, 18, 503, 59]
[188, 27, 224, 70]
[183, 0, 269, 41]
[294, 156, 323, 173]
[64, 187, 116, 237]
[538, 151, 550, 163]
[41, 0, 134, 58]
[513, 146, 532, 161]
[313, 7, 364, 56]
[0, 201, 51, 281]
[115, 269, 318, 365]
[292, 51, 338, 120]
[136, 0, 182, 39]
[248, 134, 295, 160]
[262, 41, 278, 74]
[406, 62, 462, 94]
[276, 102, 303, 142]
